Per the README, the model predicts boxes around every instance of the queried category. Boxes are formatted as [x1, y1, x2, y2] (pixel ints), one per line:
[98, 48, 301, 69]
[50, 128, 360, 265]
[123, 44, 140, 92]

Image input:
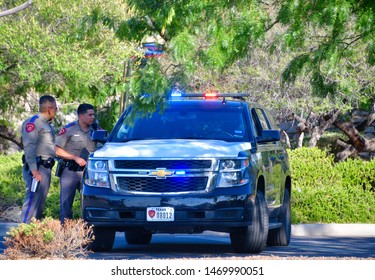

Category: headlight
[84, 160, 110, 188]
[217, 159, 249, 188]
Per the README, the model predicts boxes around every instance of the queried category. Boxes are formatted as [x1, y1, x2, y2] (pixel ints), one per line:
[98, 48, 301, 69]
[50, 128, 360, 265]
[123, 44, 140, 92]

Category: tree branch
[0, 0, 32, 18]
[0, 133, 23, 150]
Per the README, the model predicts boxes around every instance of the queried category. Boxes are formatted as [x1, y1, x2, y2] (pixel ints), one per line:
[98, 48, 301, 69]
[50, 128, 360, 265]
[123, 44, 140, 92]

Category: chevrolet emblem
[150, 169, 173, 179]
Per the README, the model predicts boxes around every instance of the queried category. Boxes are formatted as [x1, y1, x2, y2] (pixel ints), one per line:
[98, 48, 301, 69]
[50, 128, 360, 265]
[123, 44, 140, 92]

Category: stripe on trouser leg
[23, 192, 35, 223]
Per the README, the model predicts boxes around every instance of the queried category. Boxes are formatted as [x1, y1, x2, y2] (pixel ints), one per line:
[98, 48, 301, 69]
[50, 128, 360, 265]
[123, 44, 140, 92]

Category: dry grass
[2, 218, 94, 260]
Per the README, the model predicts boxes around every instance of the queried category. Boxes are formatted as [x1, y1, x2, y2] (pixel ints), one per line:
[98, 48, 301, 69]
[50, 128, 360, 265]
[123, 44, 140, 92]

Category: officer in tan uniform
[21, 95, 57, 224]
[55, 103, 99, 223]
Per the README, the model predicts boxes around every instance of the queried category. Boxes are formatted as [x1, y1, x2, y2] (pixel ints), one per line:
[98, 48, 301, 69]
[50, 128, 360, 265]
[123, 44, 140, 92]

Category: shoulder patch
[25, 123, 35, 133]
[58, 128, 67, 135]
[58, 122, 76, 136]
[25, 115, 39, 133]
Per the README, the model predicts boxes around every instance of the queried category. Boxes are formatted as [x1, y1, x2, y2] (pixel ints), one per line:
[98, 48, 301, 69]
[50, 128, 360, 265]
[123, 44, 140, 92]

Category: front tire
[230, 192, 269, 253]
[88, 227, 115, 252]
[267, 188, 291, 246]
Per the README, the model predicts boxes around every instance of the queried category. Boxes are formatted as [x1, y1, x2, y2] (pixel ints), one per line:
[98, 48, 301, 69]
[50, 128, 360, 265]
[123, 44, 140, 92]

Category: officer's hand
[75, 157, 87, 167]
[31, 170, 42, 181]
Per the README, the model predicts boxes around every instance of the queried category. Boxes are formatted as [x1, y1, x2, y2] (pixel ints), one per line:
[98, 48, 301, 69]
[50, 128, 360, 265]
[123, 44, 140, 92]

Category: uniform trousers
[59, 168, 83, 223]
[21, 165, 52, 224]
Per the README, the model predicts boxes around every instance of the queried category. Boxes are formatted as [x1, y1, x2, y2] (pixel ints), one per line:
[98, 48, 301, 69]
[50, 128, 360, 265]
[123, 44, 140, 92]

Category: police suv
[82, 92, 292, 253]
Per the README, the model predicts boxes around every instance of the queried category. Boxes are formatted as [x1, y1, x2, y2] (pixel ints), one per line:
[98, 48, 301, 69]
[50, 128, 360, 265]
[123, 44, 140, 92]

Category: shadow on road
[88, 232, 375, 260]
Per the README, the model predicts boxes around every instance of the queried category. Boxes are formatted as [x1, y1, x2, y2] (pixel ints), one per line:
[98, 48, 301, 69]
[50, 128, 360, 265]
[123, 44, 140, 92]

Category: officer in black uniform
[55, 103, 99, 223]
[21, 95, 57, 224]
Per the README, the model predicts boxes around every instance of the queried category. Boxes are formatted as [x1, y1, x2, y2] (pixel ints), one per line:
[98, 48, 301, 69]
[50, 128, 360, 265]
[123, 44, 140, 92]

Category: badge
[58, 128, 66, 135]
[25, 123, 35, 133]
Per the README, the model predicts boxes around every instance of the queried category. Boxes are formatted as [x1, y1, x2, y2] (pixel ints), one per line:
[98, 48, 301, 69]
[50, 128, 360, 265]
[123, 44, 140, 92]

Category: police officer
[21, 95, 57, 224]
[55, 103, 98, 223]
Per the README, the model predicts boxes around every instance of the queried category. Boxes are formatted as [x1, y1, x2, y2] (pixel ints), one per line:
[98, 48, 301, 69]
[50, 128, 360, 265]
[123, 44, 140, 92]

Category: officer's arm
[22, 125, 38, 171]
[56, 146, 87, 166]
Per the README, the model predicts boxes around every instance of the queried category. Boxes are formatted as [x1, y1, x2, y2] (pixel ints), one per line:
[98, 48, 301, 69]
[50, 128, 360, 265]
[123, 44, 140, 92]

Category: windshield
[111, 103, 249, 142]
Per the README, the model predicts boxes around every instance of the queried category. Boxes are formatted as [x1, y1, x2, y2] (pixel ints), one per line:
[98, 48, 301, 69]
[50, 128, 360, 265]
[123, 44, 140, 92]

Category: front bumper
[81, 185, 255, 233]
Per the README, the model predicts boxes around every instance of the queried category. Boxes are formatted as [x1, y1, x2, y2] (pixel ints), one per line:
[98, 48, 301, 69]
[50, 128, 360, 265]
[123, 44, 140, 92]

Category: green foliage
[0, 0, 134, 130]
[275, 0, 375, 105]
[109, 0, 374, 113]
[335, 159, 375, 192]
[289, 147, 338, 189]
[0, 152, 24, 206]
[290, 147, 375, 223]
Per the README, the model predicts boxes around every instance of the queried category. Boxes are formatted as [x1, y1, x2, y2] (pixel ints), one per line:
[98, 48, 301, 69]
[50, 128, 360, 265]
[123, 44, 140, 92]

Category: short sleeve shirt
[21, 113, 56, 171]
[56, 121, 96, 161]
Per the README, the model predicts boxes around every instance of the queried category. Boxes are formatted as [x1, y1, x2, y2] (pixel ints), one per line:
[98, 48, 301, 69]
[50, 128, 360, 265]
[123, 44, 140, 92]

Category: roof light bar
[170, 92, 249, 98]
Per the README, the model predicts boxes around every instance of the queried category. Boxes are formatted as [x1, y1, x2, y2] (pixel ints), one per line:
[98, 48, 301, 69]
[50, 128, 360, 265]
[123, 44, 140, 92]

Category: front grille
[114, 160, 212, 170]
[117, 177, 208, 193]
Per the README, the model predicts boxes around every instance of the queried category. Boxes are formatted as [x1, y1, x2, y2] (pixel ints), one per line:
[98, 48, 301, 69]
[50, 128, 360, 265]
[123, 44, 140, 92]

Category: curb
[292, 224, 375, 237]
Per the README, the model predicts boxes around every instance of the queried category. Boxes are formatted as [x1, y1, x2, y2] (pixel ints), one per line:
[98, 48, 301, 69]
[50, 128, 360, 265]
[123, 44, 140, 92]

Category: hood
[92, 139, 252, 158]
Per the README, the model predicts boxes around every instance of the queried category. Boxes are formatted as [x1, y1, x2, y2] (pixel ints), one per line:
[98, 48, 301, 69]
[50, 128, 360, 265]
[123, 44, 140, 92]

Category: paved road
[88, 231, 375, 260]
[1, 222, 375, 259]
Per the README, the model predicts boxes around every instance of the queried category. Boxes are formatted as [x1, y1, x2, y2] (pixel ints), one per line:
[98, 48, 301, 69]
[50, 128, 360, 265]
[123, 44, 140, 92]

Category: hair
[77, 103, 94, 115]
[39, 95, 56, 106]
[39, 95, 56, 112]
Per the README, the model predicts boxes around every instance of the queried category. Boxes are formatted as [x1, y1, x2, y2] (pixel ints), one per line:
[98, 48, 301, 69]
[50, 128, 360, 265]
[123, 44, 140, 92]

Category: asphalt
[1, 222, 375, 238]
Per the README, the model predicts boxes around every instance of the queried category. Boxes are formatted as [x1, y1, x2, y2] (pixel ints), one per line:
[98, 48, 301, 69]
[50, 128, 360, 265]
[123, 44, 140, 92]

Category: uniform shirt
[56, 121, 97, 161]
[21, 113, 56, 171]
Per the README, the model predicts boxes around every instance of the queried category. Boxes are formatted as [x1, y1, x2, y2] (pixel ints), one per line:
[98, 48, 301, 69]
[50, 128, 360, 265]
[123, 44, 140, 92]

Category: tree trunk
[308, 109, 341, 147]
[0, 125, 23, 150]
[333, 118, 375, 161]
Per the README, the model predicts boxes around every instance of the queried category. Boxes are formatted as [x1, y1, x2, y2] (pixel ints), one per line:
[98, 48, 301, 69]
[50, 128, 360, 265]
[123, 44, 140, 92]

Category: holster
[64, 160, 85, 172]
[22, 154, 29, 171]
[55, 160, 65, 177]
[36, 156, 55, 169]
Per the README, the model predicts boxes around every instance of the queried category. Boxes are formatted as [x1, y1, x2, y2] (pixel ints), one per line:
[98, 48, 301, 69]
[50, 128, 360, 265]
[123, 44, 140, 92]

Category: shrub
[3, 218, 94, 259]
[0, 152, 24, 207]
[289, 147, 375, 224]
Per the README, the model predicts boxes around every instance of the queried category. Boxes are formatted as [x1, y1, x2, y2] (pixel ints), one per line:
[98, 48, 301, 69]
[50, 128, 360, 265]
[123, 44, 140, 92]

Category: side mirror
[91, 130, 108, 144]
[256, 129, 280, 143]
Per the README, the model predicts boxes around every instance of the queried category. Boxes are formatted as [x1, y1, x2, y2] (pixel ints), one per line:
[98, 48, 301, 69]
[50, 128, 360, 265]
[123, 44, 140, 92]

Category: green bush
[0, 152, 25, 206]
[289, 147, 375, 224]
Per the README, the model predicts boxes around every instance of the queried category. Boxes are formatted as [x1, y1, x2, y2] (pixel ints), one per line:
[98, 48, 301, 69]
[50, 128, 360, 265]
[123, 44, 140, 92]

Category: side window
[251, 108, 271, 135]
[250, 109, 260, 137]
[255, 108, 271, 130]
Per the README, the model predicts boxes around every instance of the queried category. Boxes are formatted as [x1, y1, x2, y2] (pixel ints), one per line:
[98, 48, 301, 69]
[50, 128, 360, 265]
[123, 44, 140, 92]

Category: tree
[102, 0, 375, 158]
[1, 1, 374, 159]
[0, 0, 137, 149]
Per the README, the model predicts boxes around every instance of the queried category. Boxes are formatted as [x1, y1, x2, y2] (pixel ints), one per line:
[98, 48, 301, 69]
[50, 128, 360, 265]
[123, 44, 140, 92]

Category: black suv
[82, 92, 292, 253]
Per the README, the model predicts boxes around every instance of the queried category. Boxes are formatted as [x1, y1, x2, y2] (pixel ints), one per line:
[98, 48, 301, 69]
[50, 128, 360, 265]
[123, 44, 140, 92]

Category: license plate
[146, 207, 174, 221]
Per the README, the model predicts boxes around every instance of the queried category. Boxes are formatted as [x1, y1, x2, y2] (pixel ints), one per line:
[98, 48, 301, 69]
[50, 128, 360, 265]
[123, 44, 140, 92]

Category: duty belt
[22, 155, 55, 170]
[37, 157, 56, 169]
[63, 160, 85, 172]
